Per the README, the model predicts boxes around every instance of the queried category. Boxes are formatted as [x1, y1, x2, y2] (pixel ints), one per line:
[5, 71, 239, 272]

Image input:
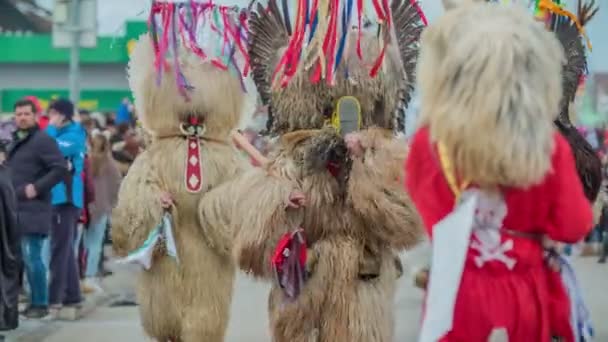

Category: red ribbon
[369, 43, 386, 77]
[272, 0, 307, 87]
[155, 4, 173, 78]
[148, 0, 249, 85]
[368, 0, 390, 78]
[178, 10, 208, 59]
[410, 0, 428, 26]
[212, 58, 229, 70]
[222, 8, 250, 77]
[310, 61, 322, 83]
[381, 0, 391, 27]
[239, 12, 251, 76]
[371, 0, 385, 22]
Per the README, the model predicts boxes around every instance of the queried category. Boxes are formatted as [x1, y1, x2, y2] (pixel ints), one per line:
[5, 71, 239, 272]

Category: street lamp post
[68, 0, 81, 105]
[53, 0, 96, 107]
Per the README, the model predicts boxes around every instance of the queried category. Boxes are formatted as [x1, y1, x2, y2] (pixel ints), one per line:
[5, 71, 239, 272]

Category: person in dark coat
[0, 143, 20, 331]
[5, 99, 67, 319]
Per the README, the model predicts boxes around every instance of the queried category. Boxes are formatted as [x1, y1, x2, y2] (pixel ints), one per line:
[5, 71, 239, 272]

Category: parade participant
[111, 2, 251, 341]
[198, 0, 426, 340]
[406, 2, 592, 341]
[413, 0, 601, 290]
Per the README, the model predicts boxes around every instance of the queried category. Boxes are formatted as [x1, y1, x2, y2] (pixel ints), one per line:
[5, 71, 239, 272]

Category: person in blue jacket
[115, 98, 133, 127]
[45, 98, 86, 317]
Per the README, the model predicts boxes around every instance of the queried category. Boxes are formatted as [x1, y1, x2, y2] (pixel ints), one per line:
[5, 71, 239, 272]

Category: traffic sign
[52, 0, 97, 48]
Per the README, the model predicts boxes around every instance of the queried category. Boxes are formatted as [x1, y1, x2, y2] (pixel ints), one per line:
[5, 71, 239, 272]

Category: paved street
[10, 245, 608, 341]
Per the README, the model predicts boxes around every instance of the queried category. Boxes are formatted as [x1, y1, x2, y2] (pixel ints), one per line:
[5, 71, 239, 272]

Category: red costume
[406, 126, 592, 341]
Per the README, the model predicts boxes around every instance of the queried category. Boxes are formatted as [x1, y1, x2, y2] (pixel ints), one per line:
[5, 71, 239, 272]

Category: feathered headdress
[537, 0, 598, 124]
[248, 0, 427, 135]
[539, 0, 601, 202]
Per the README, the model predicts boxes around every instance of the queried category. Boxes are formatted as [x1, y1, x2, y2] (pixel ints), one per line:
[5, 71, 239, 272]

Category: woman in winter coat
[81, 131, 121, 291]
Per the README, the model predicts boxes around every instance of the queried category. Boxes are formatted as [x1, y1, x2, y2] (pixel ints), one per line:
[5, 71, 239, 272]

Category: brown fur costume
[111, 34, 248, 341]
[200, 127, 421, 342]
[198, 0, 425, 340]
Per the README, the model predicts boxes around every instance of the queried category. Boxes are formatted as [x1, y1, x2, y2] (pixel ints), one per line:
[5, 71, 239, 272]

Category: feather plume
[578, 0, 599, 27]
[390, 0, 425, 131]
[552, 0, 601, 202]
[551, 10, 586, 122]
[248, 1, 289, 106]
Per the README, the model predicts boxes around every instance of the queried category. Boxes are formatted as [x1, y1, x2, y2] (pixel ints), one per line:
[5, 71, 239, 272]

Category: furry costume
[111, 3, 250, 341]
[406, 2, 592, 341]
[446, 0, 601, 200]
[202, 127, 420, 342]
[199, 0, 425, 341]
[413, 0, 602, 291]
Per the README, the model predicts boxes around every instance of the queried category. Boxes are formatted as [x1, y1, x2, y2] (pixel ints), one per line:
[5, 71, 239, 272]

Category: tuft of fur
[347, 128, 423, 251]
[112, 150, 164, 256]
[417, 3, 564, 188]
[128, 34, 244, 139]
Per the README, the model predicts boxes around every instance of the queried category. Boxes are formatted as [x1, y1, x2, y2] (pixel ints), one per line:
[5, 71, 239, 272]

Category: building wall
[0, 63, 127, 89]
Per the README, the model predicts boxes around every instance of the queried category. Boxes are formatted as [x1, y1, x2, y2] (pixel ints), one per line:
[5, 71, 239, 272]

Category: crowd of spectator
[0, 96, 141, 325]
[0, 94, 274, 329]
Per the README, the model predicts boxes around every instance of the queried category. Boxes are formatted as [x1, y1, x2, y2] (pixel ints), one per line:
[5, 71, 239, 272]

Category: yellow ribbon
[303, 0, 328, 75]
[537, 0, 592, 51]
[437, 142, 470, 201]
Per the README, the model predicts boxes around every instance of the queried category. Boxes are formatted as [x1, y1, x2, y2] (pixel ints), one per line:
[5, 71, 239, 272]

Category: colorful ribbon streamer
[271, 0, 428, 88]
[148, 1, 251, 98]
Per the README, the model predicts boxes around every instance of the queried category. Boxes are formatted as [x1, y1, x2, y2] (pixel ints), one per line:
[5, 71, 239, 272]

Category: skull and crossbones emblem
[461, 189, 517, 270]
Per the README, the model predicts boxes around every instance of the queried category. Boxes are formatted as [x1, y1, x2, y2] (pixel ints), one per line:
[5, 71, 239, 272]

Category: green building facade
[0, 21, 146, 113]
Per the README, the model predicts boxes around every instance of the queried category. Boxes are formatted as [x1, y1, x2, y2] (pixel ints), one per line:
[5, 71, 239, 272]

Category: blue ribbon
[308, 11, 318, 43]
[334, 0, 353, 70]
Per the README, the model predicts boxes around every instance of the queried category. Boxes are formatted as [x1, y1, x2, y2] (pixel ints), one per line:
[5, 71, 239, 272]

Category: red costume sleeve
[545, 133, 593, 243]
[405, 127, 454, 238]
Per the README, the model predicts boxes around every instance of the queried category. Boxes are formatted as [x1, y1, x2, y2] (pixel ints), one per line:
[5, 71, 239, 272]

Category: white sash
[419, 193, 477, 342]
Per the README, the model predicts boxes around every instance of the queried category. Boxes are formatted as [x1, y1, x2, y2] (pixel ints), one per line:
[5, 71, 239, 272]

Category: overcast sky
[37, 0, 444, 35]
[37, 0, 606, 71]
